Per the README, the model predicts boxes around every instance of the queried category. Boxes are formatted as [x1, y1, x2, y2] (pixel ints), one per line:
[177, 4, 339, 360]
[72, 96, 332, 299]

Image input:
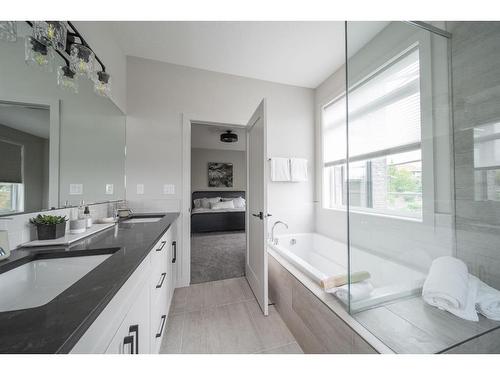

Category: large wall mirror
[0, 23, 126, 216]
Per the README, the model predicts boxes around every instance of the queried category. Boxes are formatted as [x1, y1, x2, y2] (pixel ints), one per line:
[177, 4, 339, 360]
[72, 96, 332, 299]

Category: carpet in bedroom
[190, 230, 246, 284]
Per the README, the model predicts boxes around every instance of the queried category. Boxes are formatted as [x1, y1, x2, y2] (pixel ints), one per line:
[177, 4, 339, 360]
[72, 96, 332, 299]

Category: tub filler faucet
[271, 221, 288, 245]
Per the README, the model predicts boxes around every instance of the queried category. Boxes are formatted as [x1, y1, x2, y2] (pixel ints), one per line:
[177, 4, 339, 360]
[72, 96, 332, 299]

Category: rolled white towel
[422, 256, 469, 310]
[439, 274, 479, 322]
[328, 281, 374, 304]
[472, 275, 500, 321]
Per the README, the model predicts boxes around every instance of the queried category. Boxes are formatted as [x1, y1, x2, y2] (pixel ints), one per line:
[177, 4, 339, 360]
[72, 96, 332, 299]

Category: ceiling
[191, 123, 246, 151]
[110, 21, 389, 88]
[0, 103, 50, 139]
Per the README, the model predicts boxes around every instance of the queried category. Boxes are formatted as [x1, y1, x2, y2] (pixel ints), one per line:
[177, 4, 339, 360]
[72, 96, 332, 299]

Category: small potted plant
[29, 214, 68, 240]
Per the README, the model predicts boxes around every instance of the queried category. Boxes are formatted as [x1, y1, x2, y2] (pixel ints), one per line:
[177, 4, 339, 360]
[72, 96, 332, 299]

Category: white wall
[126, 57, 315, 285]
[191, 148, 246, 192]
[314, 22, 454, 271]
[73, 22, 127, 114]
[126, 56, 315, 232]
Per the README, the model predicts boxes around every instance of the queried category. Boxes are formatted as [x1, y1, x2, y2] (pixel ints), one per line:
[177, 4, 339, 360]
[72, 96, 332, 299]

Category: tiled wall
[0, 201, 120, 250]
[450, 22, 500, 289]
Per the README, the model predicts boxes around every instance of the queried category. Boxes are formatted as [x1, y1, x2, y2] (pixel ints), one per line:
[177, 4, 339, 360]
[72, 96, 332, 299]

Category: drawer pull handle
[156, 315, 167, 338]
[156, 272, 167, 288]
[156, 241, 166, 252]
[129, 324, 139, 354]
[171, 241, 177, 263]
[123, 335, 134, 354]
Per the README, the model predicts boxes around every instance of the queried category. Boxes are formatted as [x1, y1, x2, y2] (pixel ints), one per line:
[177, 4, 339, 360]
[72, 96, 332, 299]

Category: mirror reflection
[0, 102, 50, 214]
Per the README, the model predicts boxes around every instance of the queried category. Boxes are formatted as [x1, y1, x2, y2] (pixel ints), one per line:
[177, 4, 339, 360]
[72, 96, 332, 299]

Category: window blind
[322, 48, 421, 165]
[0, 139, 23, 183]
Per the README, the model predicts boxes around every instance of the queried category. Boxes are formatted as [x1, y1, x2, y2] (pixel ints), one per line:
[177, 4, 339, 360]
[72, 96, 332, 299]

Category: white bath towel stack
[270, 158, 290, 182]
[422, 256, 500, 321]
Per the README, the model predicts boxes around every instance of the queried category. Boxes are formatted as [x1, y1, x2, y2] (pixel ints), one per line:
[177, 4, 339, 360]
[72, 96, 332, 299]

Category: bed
[191, 191, 246, 233]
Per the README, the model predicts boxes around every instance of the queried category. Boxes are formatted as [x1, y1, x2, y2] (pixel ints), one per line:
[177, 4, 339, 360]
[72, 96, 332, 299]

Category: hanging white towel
[290, 158, 308, 182]
[270, 157, 290, 181]
[473, 275, 500, 321]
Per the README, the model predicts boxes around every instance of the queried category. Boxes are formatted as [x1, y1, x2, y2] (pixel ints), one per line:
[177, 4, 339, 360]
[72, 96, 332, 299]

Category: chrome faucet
[271, 221, 288, 245]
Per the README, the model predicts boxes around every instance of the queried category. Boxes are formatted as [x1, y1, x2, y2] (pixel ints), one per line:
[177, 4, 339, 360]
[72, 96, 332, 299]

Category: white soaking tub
[267, 232, 426, 311]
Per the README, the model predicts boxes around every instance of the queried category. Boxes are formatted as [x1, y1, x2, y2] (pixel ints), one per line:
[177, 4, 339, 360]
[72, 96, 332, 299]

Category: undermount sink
[124, 217, 163, 224]
[0, 254, 112, 313]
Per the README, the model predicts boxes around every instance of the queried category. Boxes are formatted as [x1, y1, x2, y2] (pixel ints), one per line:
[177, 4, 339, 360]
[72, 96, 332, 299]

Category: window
[322, 46, 423, 218]
[0, 182, 24, 214]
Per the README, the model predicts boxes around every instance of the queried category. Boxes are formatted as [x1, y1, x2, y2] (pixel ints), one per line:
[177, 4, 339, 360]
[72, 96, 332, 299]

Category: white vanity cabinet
[70, 220, 178, 354]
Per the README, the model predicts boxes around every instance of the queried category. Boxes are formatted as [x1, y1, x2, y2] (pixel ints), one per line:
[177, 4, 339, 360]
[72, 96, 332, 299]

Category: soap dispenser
[84, 206, 92, 228]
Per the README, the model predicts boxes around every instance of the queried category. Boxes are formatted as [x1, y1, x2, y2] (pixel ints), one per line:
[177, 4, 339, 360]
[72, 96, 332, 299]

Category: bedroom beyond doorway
[190, 123, 247, 284]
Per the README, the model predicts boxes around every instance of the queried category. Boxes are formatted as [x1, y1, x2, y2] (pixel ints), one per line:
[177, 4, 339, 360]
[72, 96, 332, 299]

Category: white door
[246, 99, 269, 316]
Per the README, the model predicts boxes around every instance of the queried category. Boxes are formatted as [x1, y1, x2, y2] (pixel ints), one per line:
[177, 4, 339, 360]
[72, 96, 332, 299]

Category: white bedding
[191, 207, 246, 214]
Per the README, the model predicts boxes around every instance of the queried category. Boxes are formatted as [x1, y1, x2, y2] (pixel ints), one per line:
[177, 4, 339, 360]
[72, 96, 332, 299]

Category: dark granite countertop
[0, 212, 179, 354]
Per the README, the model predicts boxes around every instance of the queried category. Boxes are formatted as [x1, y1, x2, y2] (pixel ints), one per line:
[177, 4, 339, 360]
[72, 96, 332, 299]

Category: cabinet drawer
[150, 230, 171, 270]
[150, 267, 169, 307]
[150, 292, 168, 354]
[105, 278, 150, 354]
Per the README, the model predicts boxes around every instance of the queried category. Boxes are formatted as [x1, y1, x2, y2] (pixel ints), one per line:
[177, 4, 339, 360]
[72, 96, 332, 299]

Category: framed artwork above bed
[208, 162, 233, 187]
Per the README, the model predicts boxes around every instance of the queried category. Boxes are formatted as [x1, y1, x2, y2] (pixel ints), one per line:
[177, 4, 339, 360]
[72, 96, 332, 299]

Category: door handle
[129, 324, 139, 354]
[252, 212, 272, 220]
[123, 335, 134, 354]
[156, 272, 167, 288]
[156, 315, 167, 338]
[171, 241, 177, 263]
[156, 241, 166, 252]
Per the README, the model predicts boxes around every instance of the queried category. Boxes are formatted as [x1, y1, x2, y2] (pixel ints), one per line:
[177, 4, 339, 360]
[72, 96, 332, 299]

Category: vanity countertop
[0, 212, 179, 354]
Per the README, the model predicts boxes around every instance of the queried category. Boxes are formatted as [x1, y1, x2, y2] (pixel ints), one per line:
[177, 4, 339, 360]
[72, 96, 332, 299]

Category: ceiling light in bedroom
[220, 130, 238, 143]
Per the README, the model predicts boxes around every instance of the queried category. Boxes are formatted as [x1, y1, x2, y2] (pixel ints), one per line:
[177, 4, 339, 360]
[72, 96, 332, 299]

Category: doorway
[189, 122, 247, 284]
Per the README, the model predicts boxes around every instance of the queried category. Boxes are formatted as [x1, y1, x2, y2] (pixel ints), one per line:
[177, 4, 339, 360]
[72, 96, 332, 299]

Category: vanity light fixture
[33, 21, 67, 51]
[93, 71, 111, 97]
[57, 65, 79, 93]
[0, 21, 17, 42]
[21, 20, 112, 97]
[220, 130, 238, 143]
[69, 43, 95, 79]
[24, 36, 54, 72]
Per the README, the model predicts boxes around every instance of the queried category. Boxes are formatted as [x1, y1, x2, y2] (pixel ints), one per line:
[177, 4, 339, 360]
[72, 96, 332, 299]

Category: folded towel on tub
[422, 256, 479, 321]
[473, 275, 500, 321]
[320, 271, 371, 290]
[329, 281, 374, 304]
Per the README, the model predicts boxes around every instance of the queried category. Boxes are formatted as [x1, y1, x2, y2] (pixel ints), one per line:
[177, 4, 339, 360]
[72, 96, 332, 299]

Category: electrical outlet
[163, 184, 175, 195]
[105, 184, 114, 195]
[136, 184, 144, 195]
[69, 184, 83, 195]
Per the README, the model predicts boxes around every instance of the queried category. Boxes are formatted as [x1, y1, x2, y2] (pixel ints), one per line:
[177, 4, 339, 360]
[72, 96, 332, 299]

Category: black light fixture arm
[66, 21, 106, 72]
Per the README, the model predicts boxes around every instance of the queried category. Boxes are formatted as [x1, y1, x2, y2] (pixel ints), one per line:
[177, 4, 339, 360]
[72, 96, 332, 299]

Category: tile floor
[160, 277, 302, 354]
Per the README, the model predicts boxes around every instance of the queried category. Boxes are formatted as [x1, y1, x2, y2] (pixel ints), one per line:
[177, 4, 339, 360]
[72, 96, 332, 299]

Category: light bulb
[25, 36, 54, 72]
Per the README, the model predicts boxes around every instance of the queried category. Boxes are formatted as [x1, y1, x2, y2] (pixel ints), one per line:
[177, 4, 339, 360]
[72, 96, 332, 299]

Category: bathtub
[267, 232, 426, 311]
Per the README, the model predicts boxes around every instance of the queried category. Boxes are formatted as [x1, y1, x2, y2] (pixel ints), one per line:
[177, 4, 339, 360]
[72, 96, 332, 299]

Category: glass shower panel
[317, 24, 349, 310]
[451, 22, 500, 291]
[345, 21, 453, 313]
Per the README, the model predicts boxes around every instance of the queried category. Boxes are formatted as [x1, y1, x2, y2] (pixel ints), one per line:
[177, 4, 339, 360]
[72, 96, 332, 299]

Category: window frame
[319, 41, 434, 222]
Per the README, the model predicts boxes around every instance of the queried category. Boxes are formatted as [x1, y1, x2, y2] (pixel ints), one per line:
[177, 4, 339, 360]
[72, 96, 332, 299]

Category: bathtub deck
[354, 296, 500, 353]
